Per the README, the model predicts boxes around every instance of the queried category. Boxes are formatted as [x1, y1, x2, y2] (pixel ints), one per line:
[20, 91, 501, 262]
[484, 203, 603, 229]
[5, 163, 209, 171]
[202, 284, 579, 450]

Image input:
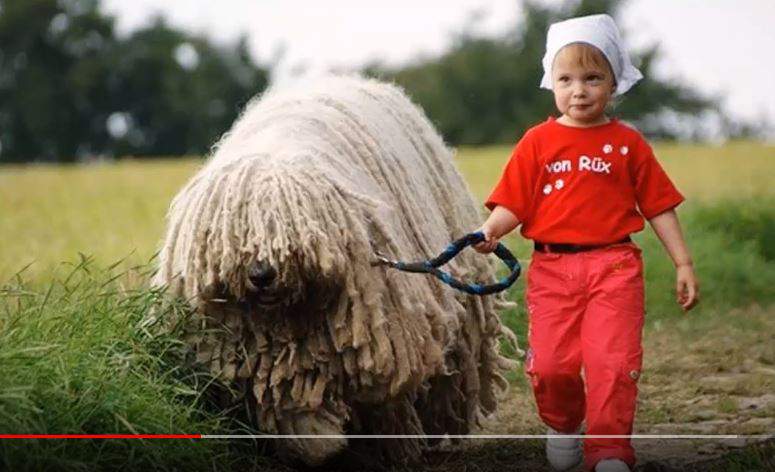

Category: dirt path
[428, 304, 775, 471]
[264, 305, 775, 471]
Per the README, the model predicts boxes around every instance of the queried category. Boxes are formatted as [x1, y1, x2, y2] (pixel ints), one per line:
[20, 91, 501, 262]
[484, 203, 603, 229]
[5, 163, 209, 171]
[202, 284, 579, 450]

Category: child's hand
[473, 226, 500, 253]
[676, 263, 699, 311]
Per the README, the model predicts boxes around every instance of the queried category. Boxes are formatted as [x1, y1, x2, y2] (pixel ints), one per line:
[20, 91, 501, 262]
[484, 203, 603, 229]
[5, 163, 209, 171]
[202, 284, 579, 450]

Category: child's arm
[473, 205, 520, 253]
[648, 209, 700, 311]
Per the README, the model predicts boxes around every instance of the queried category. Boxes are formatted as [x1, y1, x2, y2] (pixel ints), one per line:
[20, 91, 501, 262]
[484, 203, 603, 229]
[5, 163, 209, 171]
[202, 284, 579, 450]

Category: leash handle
[373, 231, 521, 295]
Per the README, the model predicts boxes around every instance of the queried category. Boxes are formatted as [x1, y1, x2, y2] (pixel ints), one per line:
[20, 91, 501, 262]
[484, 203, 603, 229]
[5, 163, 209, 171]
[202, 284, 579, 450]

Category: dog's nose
[247, 260, 277, 290]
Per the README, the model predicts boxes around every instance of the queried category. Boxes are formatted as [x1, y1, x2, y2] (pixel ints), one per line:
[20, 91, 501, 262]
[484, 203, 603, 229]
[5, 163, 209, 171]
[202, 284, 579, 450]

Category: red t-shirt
[485, 117, 684, 244]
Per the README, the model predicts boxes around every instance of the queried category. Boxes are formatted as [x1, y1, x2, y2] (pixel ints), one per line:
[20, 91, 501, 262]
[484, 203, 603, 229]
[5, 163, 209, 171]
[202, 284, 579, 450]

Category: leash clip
[371, 251, 393, 267]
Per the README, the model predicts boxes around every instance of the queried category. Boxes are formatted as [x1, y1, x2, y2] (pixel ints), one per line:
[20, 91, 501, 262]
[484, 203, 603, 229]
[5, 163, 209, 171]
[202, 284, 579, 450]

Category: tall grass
[0, 257, 269, 470]
[641, 198, 775, 319]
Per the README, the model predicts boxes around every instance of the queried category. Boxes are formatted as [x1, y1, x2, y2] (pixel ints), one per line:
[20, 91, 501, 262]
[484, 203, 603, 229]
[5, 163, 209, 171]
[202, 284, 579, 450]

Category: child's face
[551, 48, 616, 125]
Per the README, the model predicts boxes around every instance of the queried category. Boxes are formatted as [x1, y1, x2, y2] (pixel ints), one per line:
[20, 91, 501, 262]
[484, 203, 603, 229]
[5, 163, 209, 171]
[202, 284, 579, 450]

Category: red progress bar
[0, 435, 201, 439]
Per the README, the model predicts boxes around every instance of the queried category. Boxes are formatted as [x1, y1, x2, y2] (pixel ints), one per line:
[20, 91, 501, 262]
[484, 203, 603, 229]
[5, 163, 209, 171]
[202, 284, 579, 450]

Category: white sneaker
[546, 426, 583, 471]
[594, 458, 630, 472]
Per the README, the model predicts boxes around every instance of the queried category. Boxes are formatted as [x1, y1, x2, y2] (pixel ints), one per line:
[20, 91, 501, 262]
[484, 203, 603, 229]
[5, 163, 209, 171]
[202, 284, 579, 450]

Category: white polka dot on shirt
[620, 146, 629, 156]
[555, 179, 564, 190]
[603, 144, 613, 154]
[543, 184, 552, 195]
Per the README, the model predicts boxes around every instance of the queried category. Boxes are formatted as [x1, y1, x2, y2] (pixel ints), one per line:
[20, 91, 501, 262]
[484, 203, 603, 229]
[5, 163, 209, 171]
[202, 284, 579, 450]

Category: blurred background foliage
[365, 0, 758, 144]
[0, 0, 764, 163]
[0, 0, 268, 162]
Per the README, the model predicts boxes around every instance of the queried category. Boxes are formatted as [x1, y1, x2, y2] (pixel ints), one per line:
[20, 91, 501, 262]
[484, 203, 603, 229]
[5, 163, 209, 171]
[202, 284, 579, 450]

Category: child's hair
[554, 42, 621, 109]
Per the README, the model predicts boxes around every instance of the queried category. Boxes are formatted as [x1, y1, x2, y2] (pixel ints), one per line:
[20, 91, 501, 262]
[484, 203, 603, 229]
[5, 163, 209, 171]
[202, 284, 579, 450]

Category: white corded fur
[154, 75, 518, 465]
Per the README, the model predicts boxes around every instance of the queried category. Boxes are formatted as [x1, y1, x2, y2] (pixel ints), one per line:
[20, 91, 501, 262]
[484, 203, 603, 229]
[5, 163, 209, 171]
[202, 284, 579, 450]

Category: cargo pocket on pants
[615, 355, 642, 430]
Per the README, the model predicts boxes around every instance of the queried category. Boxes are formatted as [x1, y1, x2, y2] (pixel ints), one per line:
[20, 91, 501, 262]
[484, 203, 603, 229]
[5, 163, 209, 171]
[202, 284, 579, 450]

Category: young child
[473, 14, 699, 472]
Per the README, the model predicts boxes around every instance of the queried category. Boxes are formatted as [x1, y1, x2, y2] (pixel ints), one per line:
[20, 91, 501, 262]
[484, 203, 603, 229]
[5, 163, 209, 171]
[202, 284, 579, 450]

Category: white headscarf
[539, 14, 643, 96]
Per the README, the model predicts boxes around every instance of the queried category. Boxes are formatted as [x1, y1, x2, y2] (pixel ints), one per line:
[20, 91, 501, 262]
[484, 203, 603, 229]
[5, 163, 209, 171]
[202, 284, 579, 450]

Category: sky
[100, 0, 775, 132]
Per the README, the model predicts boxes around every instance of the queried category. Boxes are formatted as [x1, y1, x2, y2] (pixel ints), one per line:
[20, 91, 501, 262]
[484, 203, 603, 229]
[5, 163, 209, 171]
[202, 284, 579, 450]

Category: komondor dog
[154, 75, 518, 465]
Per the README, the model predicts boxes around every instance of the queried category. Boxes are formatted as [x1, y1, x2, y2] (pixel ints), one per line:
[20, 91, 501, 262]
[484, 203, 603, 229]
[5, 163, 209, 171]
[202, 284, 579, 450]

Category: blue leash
[372, 231, 521, 295]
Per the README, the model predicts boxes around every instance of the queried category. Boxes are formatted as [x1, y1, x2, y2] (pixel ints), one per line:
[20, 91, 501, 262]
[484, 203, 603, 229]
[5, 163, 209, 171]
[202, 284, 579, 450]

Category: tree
[0, 0, 270, 162]
[365, 0, 721, 144]
[0, 0, 118, 162]
[103, 18, 269, 158]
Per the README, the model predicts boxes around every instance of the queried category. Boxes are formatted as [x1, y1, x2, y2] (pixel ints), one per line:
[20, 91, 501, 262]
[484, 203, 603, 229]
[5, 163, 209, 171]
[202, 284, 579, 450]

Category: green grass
[2, 141, 773, 282]
[455, 141, 775, 204]
[687, 440, 775, 471]
[0, 257, 272, 470]
[640, 198, 775, 318]
[456, 143, 775, 349]
[1, 142, 774, 469]
[0, 158, 201, 281]
[494, 196, 775, 358]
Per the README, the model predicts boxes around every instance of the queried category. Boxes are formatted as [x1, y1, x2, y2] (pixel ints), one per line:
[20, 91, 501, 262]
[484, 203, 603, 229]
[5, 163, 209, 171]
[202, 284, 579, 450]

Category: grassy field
[1, 142, 774, 470]
[1, 141, 773, 281]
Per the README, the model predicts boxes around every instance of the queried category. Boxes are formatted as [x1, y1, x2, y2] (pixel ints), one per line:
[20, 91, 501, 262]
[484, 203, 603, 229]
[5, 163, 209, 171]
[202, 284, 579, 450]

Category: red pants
[525, 242, 645, 471]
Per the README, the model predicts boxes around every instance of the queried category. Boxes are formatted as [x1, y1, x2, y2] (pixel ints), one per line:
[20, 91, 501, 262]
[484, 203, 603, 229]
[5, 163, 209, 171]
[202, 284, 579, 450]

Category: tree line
[0, 0, 760, 163]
